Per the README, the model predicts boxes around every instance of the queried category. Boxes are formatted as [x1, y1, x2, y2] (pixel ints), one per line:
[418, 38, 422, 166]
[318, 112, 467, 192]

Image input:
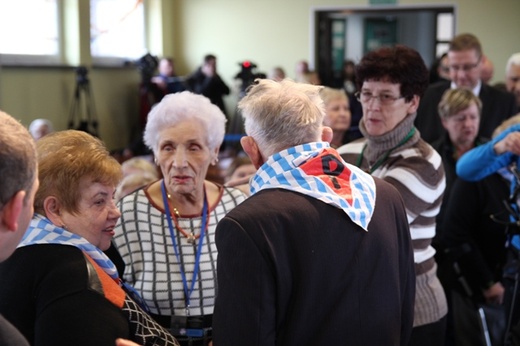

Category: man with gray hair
[0, 110, 39, 346]
[506, 52, 520, 111]
[213, 79, 415, 345]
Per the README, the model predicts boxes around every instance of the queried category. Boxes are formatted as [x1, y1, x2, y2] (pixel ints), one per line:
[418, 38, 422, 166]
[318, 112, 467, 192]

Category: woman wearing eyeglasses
[337, 45, 447, 346]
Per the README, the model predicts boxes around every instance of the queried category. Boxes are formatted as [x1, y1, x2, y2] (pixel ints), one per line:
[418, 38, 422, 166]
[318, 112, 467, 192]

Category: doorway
[313, 5, 456, 87]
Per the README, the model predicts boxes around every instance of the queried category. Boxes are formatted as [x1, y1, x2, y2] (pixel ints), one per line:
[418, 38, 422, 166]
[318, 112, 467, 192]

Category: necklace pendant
[187, 233, 196, 244]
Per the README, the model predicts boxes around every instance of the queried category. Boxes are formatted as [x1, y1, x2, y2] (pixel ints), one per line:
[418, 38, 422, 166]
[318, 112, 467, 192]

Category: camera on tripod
[136, 53, 159, 84]
[235, 61, 266, 98]
[68, 65, 98, 137]
[75, 66, 89, 85]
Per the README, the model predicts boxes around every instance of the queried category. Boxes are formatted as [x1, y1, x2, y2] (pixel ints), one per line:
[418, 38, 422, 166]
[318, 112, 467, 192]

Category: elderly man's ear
[241, 136, 264, 170]
[321, 126, 333, 144]
[1, 190, 25, 232]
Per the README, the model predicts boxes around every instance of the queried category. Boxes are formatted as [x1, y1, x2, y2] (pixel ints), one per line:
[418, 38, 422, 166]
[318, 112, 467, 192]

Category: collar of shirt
[451, 79, 482, 96]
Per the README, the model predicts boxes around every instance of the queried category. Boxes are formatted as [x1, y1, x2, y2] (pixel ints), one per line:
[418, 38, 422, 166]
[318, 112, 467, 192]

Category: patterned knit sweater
[113, 184, 246, 319]
[338, 113, 448, 327]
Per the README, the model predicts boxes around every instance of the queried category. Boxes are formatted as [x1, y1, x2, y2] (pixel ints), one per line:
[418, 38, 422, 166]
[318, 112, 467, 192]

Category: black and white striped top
[113, 184, 246, 317]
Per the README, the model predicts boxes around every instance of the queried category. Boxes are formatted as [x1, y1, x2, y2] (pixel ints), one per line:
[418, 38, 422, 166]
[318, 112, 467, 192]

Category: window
[435, 12, 454, 57]
[90, 0, 147, 64]
[0, 0, 60, 65]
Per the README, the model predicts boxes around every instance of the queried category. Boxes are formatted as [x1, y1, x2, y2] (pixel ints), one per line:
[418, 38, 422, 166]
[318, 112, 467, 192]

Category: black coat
[0, 245, 130, 345]
[213, 179, 415, 346]
[436, 174, 510, 300]
[184, 68, 230, 116]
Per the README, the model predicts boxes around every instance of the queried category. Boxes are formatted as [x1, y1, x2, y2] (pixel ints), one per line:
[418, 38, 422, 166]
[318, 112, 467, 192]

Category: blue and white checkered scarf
[18, 213, 118, 280]
[250, 142, 376, 231]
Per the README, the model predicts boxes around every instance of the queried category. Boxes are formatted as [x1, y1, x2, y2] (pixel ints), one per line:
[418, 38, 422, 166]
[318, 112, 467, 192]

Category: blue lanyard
[161, 180, 208, 316]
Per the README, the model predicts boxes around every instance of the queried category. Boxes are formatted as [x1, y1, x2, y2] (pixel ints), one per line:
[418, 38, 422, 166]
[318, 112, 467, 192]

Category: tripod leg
[68, 84, 81, 129]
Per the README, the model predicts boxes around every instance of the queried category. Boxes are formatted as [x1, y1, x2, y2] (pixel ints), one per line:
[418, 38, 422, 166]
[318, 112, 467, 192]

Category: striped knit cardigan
[338, 113, 448, 327]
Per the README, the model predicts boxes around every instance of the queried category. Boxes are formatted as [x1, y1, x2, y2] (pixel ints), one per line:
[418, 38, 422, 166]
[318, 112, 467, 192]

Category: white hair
[506, 53, 520, 73]
[29, 118, 54, 138]
[238, 79, 325, 157]
[143, 91, 226, 154]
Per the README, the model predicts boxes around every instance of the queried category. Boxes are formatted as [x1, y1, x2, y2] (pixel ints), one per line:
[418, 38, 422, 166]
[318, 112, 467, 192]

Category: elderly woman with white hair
[28, 118, 54, 140]
[111, 91, 247, 346]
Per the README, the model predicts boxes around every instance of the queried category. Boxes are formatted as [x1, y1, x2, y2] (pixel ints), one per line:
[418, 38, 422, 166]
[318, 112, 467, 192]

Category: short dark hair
[355, 45, 429, 102]
[204, 54, 216, 64]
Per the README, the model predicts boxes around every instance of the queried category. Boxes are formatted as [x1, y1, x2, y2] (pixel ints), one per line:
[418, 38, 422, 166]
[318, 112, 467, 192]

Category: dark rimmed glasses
[355, 91, 405, 106]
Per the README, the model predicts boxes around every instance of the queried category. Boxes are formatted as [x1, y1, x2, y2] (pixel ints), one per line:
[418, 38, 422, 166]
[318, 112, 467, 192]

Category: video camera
[235, 61, 266, 97]
[75, 66, 89, 85]
[136, 53, 159, 83]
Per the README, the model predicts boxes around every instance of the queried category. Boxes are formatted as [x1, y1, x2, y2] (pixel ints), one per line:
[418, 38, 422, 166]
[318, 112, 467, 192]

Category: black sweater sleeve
[0, 244, 130, 346]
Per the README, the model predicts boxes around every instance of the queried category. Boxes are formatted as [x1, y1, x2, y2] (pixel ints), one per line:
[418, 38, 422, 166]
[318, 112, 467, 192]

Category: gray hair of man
[0, 111, 37, 210]
[238, 79, 326, 159]
[506, 53, 520, 72]
[143, 91, 227, 155]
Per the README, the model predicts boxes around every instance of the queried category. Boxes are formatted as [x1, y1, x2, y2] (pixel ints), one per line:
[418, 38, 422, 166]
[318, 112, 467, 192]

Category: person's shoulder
[421, 133, 446, 153]
[16, 245, 86, 271]
[119, 186, 154, 211]
[409, 138, 442, 159]
[429, 135, 445, 152]
[224, 189, 297, 216]
[3, 245, 89, 286]
[419, 81, 450, 107]
[366, 178, 409, 234]
[391, 141, 444, 180]
[481, 83, 515, 101]
[216, 184, 248, 208]
[222, 185, 248, 200]
[186, 68, 203, 79]
[372, 177, 404, 204]
[337, 137, 366, 155]
[424, 80, 450, 95]
[12, 243, 83, 260]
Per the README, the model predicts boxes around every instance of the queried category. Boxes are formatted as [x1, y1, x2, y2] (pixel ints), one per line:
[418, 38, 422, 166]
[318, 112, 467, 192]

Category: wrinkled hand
[482, 282, 505, 305]
[494, 132, 520, 155]
[115, 338, 140, 346]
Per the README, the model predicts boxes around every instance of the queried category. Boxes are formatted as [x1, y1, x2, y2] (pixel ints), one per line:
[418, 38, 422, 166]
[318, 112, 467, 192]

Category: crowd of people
[1, 32, 520, 346]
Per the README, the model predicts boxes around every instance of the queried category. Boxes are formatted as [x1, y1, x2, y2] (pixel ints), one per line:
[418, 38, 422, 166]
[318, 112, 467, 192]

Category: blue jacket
[456, 124, 520, 181]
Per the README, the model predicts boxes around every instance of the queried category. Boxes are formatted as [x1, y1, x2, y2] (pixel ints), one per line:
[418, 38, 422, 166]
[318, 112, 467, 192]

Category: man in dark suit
[416, 33, 516, 143]
[213, 79, 415, 346]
